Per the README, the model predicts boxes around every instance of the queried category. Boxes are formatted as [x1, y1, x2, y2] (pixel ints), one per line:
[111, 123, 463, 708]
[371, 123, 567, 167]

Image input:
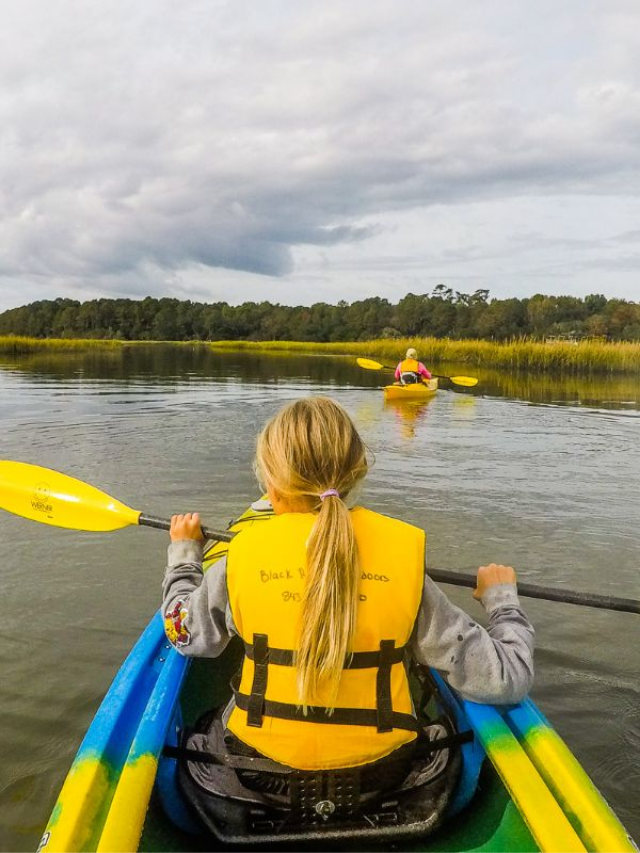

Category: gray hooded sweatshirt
[162, 538, 534, 706]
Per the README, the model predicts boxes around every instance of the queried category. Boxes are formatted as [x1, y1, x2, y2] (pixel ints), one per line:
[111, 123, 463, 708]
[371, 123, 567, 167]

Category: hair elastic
[319, 489, 340, 500]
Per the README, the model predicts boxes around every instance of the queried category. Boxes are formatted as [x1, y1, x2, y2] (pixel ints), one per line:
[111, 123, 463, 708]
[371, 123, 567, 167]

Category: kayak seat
[173, 709, 463, 845]
[400, 371, 420, 385]
[160, 671, 475, 847]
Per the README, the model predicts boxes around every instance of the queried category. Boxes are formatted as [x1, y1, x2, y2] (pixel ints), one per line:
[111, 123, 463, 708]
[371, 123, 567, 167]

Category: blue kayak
[40, 502, 637, 853]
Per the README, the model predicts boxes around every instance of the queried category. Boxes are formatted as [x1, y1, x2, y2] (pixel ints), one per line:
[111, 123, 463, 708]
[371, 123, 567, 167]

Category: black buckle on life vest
[247, 633, 269, 728]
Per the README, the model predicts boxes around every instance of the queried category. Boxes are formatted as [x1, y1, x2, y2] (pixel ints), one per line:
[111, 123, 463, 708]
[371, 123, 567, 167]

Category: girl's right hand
[170, 512, 204, 543]
[473, 563, 516, 600]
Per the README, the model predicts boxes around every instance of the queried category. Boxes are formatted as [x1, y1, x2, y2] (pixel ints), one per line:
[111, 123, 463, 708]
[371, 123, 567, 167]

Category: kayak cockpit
[153, 648, 482, 847]
[41, 501, 636, 853]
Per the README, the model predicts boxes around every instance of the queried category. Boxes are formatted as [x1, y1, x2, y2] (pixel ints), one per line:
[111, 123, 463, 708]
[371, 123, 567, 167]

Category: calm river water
[0, 346, 638, 850]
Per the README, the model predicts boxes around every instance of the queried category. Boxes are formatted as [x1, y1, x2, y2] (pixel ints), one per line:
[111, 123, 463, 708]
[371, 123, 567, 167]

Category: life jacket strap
[376, 640, 396, 732]
[239, 635, 415, 733]
[247, 633, 269, 728]
[232, 681, 420, 733]
[243, 640, 408, 669]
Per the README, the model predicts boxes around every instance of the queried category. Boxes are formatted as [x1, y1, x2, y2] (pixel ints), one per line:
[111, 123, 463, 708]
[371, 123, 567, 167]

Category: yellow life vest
[399, 358, 420, 376]
[226, 508, 425, 770]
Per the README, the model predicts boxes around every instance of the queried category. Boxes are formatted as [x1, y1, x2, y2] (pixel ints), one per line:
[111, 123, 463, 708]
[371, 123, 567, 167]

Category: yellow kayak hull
[383, 379, 438, 400]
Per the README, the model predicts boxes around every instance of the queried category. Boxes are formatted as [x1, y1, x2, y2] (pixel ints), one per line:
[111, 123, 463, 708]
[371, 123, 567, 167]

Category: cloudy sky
[1, 0, 639, 311]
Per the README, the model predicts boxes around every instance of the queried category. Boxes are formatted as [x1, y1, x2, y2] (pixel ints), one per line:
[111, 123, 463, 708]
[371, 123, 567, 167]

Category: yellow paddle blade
[356, 357, 386, 370]
[449, 376, 478, 387]
[0, 461, 141, 531]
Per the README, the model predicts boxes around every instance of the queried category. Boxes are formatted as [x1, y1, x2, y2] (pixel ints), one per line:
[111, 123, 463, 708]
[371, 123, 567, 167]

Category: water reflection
[0, 346, 371, 388]
[450, 394, 478, 422]
[384, 397, 435, 440]
[352, 398, 384, 432]
[441, 363, 640, 411]
[1, 346, 638, 411]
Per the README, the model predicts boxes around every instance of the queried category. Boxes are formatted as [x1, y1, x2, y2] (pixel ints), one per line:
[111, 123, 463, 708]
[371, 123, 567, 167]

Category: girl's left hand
[473, 563, 516, 599]
[170, 512, 204, 542]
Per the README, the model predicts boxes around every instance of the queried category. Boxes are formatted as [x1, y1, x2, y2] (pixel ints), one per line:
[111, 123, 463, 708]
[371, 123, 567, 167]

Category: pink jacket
[395, 361, 432, 381]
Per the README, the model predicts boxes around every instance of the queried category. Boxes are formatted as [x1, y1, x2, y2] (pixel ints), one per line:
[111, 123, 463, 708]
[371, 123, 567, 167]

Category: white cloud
[1, 0, 639, 311]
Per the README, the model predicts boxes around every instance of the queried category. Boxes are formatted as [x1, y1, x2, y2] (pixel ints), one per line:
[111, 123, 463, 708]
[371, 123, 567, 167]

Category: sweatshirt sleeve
[418, 362, 432, 379]
[411, 572, 535, 704]
[394, 363, 401, 380]
[162, 540, 237, 658]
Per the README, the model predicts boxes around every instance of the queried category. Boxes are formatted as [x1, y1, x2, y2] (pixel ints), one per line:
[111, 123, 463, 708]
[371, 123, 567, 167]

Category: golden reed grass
[0, 336, 126, 353]
[0, 336, 208, 354]
[211, 337, 640, 374]
[2, 335, 639, 373]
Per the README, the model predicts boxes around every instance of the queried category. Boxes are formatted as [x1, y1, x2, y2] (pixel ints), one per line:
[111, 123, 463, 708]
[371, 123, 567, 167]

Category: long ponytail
[297, 493, 358, 707]
[255, 397, 368, 708]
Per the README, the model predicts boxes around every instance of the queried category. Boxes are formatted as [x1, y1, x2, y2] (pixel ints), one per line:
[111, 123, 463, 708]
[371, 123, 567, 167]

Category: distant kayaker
[161, 397, 534, 821]
[395, 347, 433, 385]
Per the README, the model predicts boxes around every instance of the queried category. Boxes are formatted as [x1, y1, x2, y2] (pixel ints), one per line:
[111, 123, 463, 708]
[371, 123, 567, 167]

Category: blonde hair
[406, 347, 418, 359]
[255, 397, 368, 708]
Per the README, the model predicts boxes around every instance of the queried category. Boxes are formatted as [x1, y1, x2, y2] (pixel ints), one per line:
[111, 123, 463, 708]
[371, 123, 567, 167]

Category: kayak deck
[41, 502, 637, 853]
[384, 379, 438, 400]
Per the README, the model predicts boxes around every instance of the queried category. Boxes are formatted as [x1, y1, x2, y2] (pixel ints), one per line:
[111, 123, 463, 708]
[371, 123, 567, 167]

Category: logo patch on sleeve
[164, 600, 191, 647]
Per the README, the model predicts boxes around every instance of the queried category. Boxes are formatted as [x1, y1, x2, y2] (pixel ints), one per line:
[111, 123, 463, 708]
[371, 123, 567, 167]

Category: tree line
[1, 286, 639, 342]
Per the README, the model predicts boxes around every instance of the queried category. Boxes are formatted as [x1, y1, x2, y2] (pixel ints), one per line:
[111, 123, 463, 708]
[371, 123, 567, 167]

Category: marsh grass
[2, 335, 639, 373]
[0, 336, 128, 354]
[0, 336, 209, 355]
[211, 337, 640, 374]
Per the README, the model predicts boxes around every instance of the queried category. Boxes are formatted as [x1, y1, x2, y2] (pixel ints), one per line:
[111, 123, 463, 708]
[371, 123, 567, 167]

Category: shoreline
[1, 334, 640, 374]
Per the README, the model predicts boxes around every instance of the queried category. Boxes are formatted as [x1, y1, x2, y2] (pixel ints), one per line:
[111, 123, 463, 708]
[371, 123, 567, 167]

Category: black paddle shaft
[138, 513, 233, 543]
[139, 514, 638, 614]
[428, 568, 640, 615]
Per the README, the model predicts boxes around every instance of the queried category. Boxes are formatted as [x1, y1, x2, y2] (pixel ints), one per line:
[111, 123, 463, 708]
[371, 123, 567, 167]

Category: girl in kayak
[395, 347, 433, 384]
[162, 396, 534, 775]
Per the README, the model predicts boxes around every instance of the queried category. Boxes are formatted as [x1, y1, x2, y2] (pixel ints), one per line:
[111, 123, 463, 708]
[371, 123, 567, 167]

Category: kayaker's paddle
[427, 568, 640, 615]
[1, 461, 638, 614]
[0, 460, 233, 542]
[356, 357, 478, 387]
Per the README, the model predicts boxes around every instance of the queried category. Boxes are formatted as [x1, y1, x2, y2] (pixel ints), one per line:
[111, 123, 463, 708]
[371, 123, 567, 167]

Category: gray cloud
[1, 1, 640, 308]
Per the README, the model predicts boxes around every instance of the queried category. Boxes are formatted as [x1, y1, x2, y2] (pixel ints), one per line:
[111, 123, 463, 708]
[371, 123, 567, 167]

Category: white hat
[406, 347, 418, 359]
